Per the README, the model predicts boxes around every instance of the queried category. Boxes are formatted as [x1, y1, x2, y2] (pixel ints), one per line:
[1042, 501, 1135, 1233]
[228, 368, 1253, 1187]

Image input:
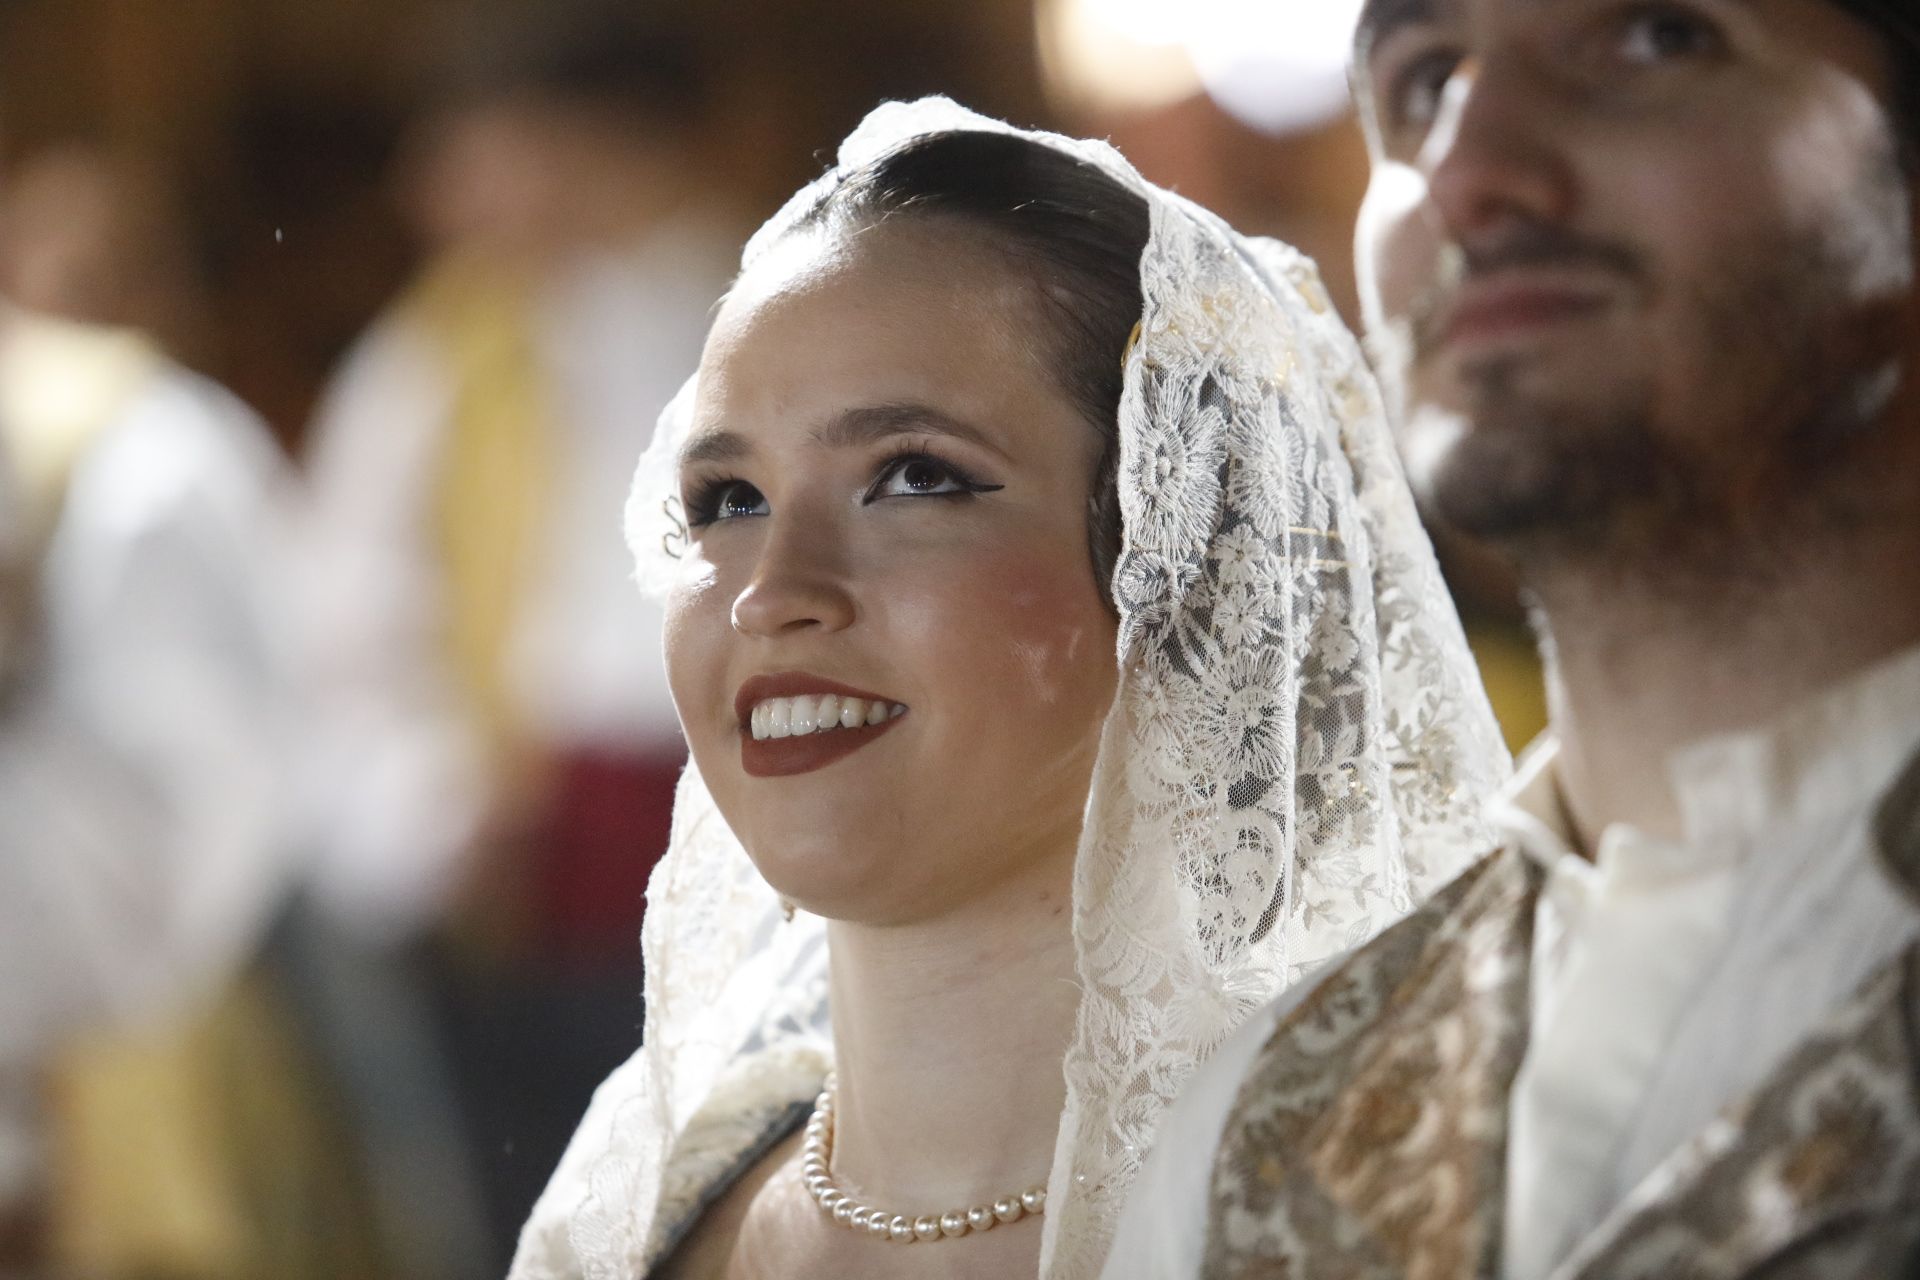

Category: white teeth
[747, 694, 908, 741]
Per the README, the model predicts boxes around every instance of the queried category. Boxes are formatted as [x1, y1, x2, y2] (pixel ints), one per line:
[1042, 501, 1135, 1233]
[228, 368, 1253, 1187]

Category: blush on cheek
[975, 557, 1116, 709]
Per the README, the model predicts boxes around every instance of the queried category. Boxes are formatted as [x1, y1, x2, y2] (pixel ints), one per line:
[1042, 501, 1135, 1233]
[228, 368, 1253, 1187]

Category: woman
[510, 99, 1508, 1280]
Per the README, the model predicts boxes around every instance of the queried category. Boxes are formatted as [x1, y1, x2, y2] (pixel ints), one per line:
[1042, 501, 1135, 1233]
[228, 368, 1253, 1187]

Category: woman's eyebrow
[812, 402, 1009, 458]
[679, 403, 1010, 470]
[679, 429, 752, 467]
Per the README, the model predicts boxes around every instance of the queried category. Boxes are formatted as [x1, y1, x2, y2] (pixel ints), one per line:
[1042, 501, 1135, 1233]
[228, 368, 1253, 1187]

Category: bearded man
[1103, 1, 1920, 1275]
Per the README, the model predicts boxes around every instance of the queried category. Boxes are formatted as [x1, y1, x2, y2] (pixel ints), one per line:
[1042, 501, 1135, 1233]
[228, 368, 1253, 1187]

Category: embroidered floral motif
[1207, 848, 1538, 1280]
[1207, 852, 1920, 1280]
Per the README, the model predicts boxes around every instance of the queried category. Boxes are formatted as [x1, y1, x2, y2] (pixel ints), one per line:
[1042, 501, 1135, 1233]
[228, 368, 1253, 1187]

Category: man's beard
[1378, 173, 1912, 583]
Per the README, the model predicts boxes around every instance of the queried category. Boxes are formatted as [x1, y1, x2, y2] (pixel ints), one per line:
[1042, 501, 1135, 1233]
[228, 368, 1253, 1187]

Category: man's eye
[1616, 5, 1724, 65]
[686, 478, 768, 526]
[1386, 51, 1464, 134]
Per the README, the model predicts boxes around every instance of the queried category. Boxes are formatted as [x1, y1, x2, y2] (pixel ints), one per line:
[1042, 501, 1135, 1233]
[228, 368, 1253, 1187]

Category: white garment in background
[0, 441, 23, 685]
[0, 357, 292, 1205]
[296, 223, 733, 939]
[1100, 641, 1920, 1280]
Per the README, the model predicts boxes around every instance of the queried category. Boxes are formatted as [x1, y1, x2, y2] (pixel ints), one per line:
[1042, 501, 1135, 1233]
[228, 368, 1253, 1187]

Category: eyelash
[681, 447, 1003, 529]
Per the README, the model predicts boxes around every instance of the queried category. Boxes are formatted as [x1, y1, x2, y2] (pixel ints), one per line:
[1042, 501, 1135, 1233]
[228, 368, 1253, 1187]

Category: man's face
[1353, 0, 1916, 553]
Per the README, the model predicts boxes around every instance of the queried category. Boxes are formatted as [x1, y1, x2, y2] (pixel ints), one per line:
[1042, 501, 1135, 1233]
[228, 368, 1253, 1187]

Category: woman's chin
[749, 844, 921, 924]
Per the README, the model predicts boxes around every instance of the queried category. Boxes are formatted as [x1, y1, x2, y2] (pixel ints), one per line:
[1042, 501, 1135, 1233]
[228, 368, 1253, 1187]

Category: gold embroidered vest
[1207, 749, 1920, 1279]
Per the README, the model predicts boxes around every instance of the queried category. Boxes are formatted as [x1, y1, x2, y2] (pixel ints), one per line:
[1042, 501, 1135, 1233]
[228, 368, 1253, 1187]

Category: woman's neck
[821, 848, 1080, 1212]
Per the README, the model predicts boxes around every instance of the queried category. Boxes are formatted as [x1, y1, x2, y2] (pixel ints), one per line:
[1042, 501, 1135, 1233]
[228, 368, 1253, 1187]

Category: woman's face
[665, 219, 1121, 925]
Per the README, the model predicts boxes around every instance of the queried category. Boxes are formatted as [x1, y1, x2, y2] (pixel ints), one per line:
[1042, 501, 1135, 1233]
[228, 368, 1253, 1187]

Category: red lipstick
[735, 672, 905, 779]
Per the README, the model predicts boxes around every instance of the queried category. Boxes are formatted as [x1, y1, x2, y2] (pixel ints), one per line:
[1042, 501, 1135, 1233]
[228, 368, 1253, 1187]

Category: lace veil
[511, 98, 1510, 1280]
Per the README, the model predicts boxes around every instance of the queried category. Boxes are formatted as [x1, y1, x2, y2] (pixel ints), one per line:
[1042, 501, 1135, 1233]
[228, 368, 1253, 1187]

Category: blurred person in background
[296, 0, 746, 1268]
[0, 145, 212, 368]
[0, 160, 315, 1273]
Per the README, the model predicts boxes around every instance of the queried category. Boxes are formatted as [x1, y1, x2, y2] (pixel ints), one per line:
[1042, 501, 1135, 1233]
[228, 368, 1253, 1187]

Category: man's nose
[1422, 54, 1579, 246]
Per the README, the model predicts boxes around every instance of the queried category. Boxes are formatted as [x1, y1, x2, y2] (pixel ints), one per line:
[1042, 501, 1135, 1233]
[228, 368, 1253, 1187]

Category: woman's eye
[1615, 5, 1724, 65]
[687, 478, 768, 526]
[1385, 51, 1463, 136]
[866, 454, 992, 501]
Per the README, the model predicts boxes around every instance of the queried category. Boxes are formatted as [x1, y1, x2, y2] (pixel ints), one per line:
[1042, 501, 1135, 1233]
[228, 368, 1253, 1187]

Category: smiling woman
[509, 98, 1510, 1280]
[667, 142, 1138, 930]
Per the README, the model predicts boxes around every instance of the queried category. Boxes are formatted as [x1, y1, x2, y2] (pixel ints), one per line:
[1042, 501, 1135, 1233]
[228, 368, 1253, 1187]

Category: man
[1103, 1, 1920, 1275]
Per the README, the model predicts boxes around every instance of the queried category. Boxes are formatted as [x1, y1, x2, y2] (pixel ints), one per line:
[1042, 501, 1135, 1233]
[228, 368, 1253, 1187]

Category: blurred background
[0, 1, 1541, 1275]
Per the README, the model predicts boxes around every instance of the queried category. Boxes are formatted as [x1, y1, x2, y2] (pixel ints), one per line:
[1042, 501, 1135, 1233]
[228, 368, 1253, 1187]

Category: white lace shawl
[509, 98, 1511, 1280]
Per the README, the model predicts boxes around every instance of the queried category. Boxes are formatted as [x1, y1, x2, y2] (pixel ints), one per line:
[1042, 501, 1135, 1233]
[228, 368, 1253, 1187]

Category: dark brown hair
[800, 130, 1152, 607]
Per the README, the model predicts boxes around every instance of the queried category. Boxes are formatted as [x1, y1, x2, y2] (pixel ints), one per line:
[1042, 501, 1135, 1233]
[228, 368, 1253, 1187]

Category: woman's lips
[734, 672, 907, 779]
[740, 715, 902, 778]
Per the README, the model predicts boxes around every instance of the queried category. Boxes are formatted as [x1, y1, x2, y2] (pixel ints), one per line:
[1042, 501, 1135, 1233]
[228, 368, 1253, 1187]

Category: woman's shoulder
[510, 1040, 824, 1280]
[650, 1126, 805, 1280]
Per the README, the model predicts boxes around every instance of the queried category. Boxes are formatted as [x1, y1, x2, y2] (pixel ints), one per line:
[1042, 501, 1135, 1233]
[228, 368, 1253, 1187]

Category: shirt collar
[1488, 642, 1920, 873]
[1489, 737, 1580, 870]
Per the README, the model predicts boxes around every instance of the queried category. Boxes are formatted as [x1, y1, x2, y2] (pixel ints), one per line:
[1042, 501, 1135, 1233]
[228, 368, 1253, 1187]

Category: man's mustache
[1408, 224, 1646, 359]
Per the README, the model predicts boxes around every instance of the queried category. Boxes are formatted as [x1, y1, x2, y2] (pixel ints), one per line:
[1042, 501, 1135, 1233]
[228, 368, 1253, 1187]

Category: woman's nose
[729, 522, 857, 637]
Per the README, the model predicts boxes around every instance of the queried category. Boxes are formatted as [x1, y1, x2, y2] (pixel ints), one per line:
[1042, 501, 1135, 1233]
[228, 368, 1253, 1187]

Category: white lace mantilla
[511, 97, 1510, 1280]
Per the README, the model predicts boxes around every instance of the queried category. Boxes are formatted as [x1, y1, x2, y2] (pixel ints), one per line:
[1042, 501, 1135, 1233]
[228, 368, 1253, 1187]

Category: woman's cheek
[662, 566, 730, 740]
[913, 547, 1116, 715]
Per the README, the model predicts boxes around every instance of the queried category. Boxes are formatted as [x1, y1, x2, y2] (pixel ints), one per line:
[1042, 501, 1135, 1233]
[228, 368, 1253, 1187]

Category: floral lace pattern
[509, 98, 1510, 1280]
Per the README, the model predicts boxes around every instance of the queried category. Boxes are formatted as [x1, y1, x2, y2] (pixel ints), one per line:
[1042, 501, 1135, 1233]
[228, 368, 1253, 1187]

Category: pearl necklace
[800, 1076, 1047, 1243]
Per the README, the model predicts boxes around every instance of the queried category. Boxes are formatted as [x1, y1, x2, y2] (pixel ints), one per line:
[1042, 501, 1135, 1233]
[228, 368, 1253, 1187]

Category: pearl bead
[801, 1078, 1047, 1244]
